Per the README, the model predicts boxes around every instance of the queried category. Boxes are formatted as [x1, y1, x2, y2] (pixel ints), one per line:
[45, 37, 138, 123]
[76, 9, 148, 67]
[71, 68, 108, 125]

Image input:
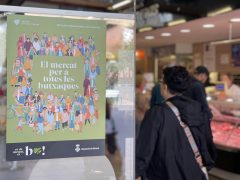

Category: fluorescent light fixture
[161, 32, 171, 37]
[145, 35, 155, 40]
[180, 29, 191, 33]
[230, 18, 240, 22]
[208, 6, 232, 17]
[168, 19, 186, 26]
[202, 24, 215, 28]
[210, 38, 240, 45]
[108, 0, 132, 10]
[138, 26, 153, 32]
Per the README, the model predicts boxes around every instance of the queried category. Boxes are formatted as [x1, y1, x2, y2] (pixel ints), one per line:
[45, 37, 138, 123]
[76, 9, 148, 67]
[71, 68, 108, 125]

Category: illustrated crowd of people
[10, 32, 101, 135]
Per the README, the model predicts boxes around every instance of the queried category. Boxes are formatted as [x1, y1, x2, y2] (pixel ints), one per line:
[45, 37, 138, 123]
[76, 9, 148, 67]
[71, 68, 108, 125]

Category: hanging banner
[6, 15, 106, 161]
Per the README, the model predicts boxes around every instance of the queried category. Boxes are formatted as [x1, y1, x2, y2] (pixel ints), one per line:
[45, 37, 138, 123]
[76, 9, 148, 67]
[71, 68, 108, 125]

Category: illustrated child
[89, 68, 97, 88]
[35, 101, 43, 113]
[89, 97, 95, 125]
[65, 96, 72, 112]
[46, 109, 54, 131]
[48, 43, 55, 56]
[77, 35, 84, 52]
[56, 47, 63, 57]
[28, 45, 36, 60]
[83, 76, 90, 96]
[13, 57, 21, 76]
[37, 112, 44, 135]
[66, 48, 73, 56]
[76, 110, 83, 133]
[85, 106, 91, 125]
[23, 37, 32, 55]
[88, 36, 96, 51]
[16, 119, 23, 131]
[33, 91, 41, 104]
[17, 92, 25, 105]
[25, 83, 33, 99]
[23, 106, 30, 124]
[54, 109, 61, 130]
[62, 109, 69, 130]
[84, 57, 90, 76]
[18, 67, 25, 83]
[24, 57, 32, 71]
[69, 111, 75, 131]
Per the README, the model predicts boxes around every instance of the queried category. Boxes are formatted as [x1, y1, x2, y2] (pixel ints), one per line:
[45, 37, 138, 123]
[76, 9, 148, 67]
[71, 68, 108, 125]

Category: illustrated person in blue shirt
[25, 83, 33, 99]
[17, 92, 25, 105]
[56, 47, 63, 57]
[84, 56, 90, 77]
[89, 68, 97, 88]
[69, 111, 75, 131]
[37, 112, 44, 135]
[35, 101, 43, 113]
[46, 109, 54, 131]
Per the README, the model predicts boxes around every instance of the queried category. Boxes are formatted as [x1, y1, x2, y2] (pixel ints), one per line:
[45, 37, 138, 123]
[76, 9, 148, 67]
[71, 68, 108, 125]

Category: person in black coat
[136, 66, 215, 180]
[150, 82, 164, 108]
[183, 66, 213, 121]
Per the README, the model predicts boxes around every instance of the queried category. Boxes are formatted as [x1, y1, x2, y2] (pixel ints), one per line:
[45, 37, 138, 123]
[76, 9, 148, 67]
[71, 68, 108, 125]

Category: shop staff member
[184, 66, 213, 121]
[220, 73, 240, 101]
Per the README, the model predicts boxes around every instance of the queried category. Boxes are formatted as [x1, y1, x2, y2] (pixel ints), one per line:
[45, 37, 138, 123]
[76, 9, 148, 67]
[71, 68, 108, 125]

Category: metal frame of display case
[0, 5, 134, 20]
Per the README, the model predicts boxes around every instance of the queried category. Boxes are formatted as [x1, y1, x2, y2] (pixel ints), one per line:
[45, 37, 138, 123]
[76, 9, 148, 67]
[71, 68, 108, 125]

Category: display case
[209, 100, 240, 174]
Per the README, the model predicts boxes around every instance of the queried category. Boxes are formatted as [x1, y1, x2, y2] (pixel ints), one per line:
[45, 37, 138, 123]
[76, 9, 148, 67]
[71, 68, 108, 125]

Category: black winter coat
[136, 95, 215, 180]
[183, 76, 213, 121]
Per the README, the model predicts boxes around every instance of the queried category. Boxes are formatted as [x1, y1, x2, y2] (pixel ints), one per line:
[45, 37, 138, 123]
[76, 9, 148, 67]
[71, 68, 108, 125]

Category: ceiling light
[161, 33, 171, 37]
[230, 18, 240, 22]
[202, 24, 215, 28]
[180, 29, 191, 33]
[145, 36, 155, 40]
[108, 0, 132, 10]
[207, 6, 232, 17]
[138, 26, 153, 32]
[168, 19, 186, 26]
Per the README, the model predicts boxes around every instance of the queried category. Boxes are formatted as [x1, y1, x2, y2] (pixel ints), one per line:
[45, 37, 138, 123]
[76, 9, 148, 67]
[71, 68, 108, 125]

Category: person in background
[105, 100, 122, 179]
[150, 82, 164, 108]
[135, 74, 149, 139]
[136, 66, 215, 180]
[184, 66, 213, 121]
[220, 73, 240, 101]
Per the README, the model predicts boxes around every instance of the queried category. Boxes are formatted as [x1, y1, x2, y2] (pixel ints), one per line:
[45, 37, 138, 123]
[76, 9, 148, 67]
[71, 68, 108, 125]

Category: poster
[6, 15, 106, 161]
[220, 54, 230, 65]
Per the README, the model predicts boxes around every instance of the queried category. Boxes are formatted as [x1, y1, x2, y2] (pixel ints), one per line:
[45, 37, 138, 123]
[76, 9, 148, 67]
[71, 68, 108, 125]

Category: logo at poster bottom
[25, 146, 46, 156]
[75, 144, 81, 152]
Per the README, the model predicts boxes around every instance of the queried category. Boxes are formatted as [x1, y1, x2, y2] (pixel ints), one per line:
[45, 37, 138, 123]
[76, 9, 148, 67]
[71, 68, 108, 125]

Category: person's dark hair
[163, 66, 190, 94]
[194, 66, 209, 76]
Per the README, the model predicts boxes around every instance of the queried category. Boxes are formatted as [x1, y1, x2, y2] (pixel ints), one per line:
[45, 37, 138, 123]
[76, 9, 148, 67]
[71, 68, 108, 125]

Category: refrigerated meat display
[209, 100, 240, 174]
